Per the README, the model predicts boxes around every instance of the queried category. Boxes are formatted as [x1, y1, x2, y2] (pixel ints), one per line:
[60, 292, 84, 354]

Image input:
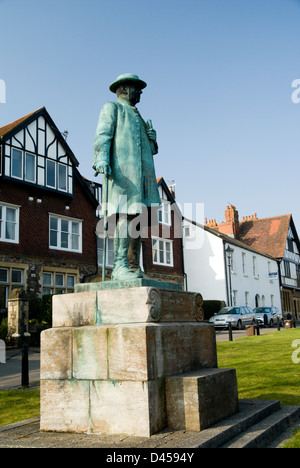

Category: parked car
[209, 306, 256, 329]
[252, 307, 283, 327]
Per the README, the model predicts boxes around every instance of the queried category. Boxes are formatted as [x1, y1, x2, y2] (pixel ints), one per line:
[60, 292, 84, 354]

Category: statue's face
[127, 86, 143, 106]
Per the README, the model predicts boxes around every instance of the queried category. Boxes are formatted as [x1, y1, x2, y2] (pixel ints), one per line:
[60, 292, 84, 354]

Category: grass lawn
[217, 327, 300, 447]
[217, 328, 300, 406]
[0, 388, 40, 427]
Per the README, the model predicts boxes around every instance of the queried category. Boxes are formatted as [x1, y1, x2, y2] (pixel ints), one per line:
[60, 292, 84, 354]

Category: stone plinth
[165, 369, 239, 431]
[41, 284, 239, 437]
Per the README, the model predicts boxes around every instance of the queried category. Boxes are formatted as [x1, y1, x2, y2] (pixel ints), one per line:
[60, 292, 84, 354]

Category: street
[0, 347, 40, 390]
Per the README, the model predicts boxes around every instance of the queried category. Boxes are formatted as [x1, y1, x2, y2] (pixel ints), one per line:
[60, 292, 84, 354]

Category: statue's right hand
[94, 164, 112, 176]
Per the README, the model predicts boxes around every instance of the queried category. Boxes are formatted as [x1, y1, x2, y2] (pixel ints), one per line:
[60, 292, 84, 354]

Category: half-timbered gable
[0, 107, 77, 196]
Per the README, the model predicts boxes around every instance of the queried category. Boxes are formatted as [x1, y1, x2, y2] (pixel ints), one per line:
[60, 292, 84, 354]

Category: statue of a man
[93, 74, 161, 281]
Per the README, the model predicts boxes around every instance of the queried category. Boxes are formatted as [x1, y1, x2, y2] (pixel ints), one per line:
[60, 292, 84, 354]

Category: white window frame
[158, 200, 171, 226]
[98, 237, 114, 268]
[49, 214, 82, 253]
[0, 202, 20, 244]
[152, 237, 174, 267]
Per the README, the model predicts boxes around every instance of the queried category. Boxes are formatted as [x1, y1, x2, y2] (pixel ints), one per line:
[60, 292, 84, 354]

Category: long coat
[93, 99, 161, 217]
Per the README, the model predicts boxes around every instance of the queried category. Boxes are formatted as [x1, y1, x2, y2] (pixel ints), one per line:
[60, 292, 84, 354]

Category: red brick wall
[0, 175, 97, 266]
[142, 208, 184, 279]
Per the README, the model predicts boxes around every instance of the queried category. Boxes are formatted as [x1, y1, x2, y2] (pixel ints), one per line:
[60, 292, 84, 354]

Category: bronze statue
[93, 74, 161, 281]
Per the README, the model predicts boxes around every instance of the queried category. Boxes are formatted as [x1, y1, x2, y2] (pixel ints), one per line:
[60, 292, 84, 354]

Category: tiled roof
[0, 108, 44, 138]
[239, 214, 291, 259]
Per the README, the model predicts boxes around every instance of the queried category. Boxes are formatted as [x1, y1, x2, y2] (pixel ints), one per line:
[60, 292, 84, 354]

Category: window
[253, 256, 257, 277]
[233, 290, 238, 306]
[12, 149, 22, 179]
[0, 204, 19, 243]
[46, 160, 56, 188]
[0, 269, 8, 283]
[245, 291, 249, 306]
[11, 269, 22, 284]
[98, 237, 114, 267]
[25, 152, 36, 183]
[0, 265, 25, 308]
[11, 149, 36, 183]
[49, 215, 82, 253]
[152, 238, 173, 267]
[284, 260, 291, 278]
[42, 271, 77, 295]
[241, 252, 246, 275]
[58, 164, 67, 191]
[158, 200, 171, 226]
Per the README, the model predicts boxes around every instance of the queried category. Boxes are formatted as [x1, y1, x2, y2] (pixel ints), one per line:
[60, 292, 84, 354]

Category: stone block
[40, 380, 90, 433]
[40, 328, 72, 380]
[165, 368, 239, 431]
[52, 292, 96, 328]
[89, 379, 166, 437]
[72, 326, 108, 380]
[52, 287, 204, 327]
[106, 322, 217, 381]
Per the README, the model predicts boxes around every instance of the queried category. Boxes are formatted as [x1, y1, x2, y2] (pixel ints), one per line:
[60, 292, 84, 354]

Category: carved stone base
[52, 286, 204, 327]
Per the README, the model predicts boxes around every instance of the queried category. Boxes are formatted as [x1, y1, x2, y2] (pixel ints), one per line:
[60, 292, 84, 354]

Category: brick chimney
[217, 205, 240, 239]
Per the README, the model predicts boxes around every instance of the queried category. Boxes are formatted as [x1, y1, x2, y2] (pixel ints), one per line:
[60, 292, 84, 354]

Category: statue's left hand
[147, 128, 157, 142]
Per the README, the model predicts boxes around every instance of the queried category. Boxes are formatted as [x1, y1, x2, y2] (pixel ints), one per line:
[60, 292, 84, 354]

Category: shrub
[0, 318, 8, 341]
[28, 294, 52, 326]
[203, 300, 226, 321]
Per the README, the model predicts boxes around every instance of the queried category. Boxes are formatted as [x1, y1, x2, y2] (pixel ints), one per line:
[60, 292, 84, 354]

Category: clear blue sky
[1, 0, 300, 232]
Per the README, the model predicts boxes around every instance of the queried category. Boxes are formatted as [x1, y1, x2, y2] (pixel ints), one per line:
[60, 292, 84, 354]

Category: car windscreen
[217, 308, 239, 315]
[253, 308, 271, 313]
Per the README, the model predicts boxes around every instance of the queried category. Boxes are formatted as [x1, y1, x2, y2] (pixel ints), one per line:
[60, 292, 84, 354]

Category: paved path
[0, 347, 40, 390]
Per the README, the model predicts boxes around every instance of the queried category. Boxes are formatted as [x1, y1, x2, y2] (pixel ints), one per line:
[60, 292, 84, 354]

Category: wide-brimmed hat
[109, 74, 147, 93]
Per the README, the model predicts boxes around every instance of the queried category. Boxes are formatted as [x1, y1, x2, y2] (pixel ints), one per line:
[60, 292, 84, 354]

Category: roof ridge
[241, 213, 291, 223]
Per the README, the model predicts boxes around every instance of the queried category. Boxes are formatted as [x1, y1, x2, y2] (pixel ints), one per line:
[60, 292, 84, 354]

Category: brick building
[0, 107, 99, 310]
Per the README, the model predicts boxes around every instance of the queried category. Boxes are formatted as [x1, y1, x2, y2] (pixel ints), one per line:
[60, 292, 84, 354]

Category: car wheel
[237, 320, 243, 330]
